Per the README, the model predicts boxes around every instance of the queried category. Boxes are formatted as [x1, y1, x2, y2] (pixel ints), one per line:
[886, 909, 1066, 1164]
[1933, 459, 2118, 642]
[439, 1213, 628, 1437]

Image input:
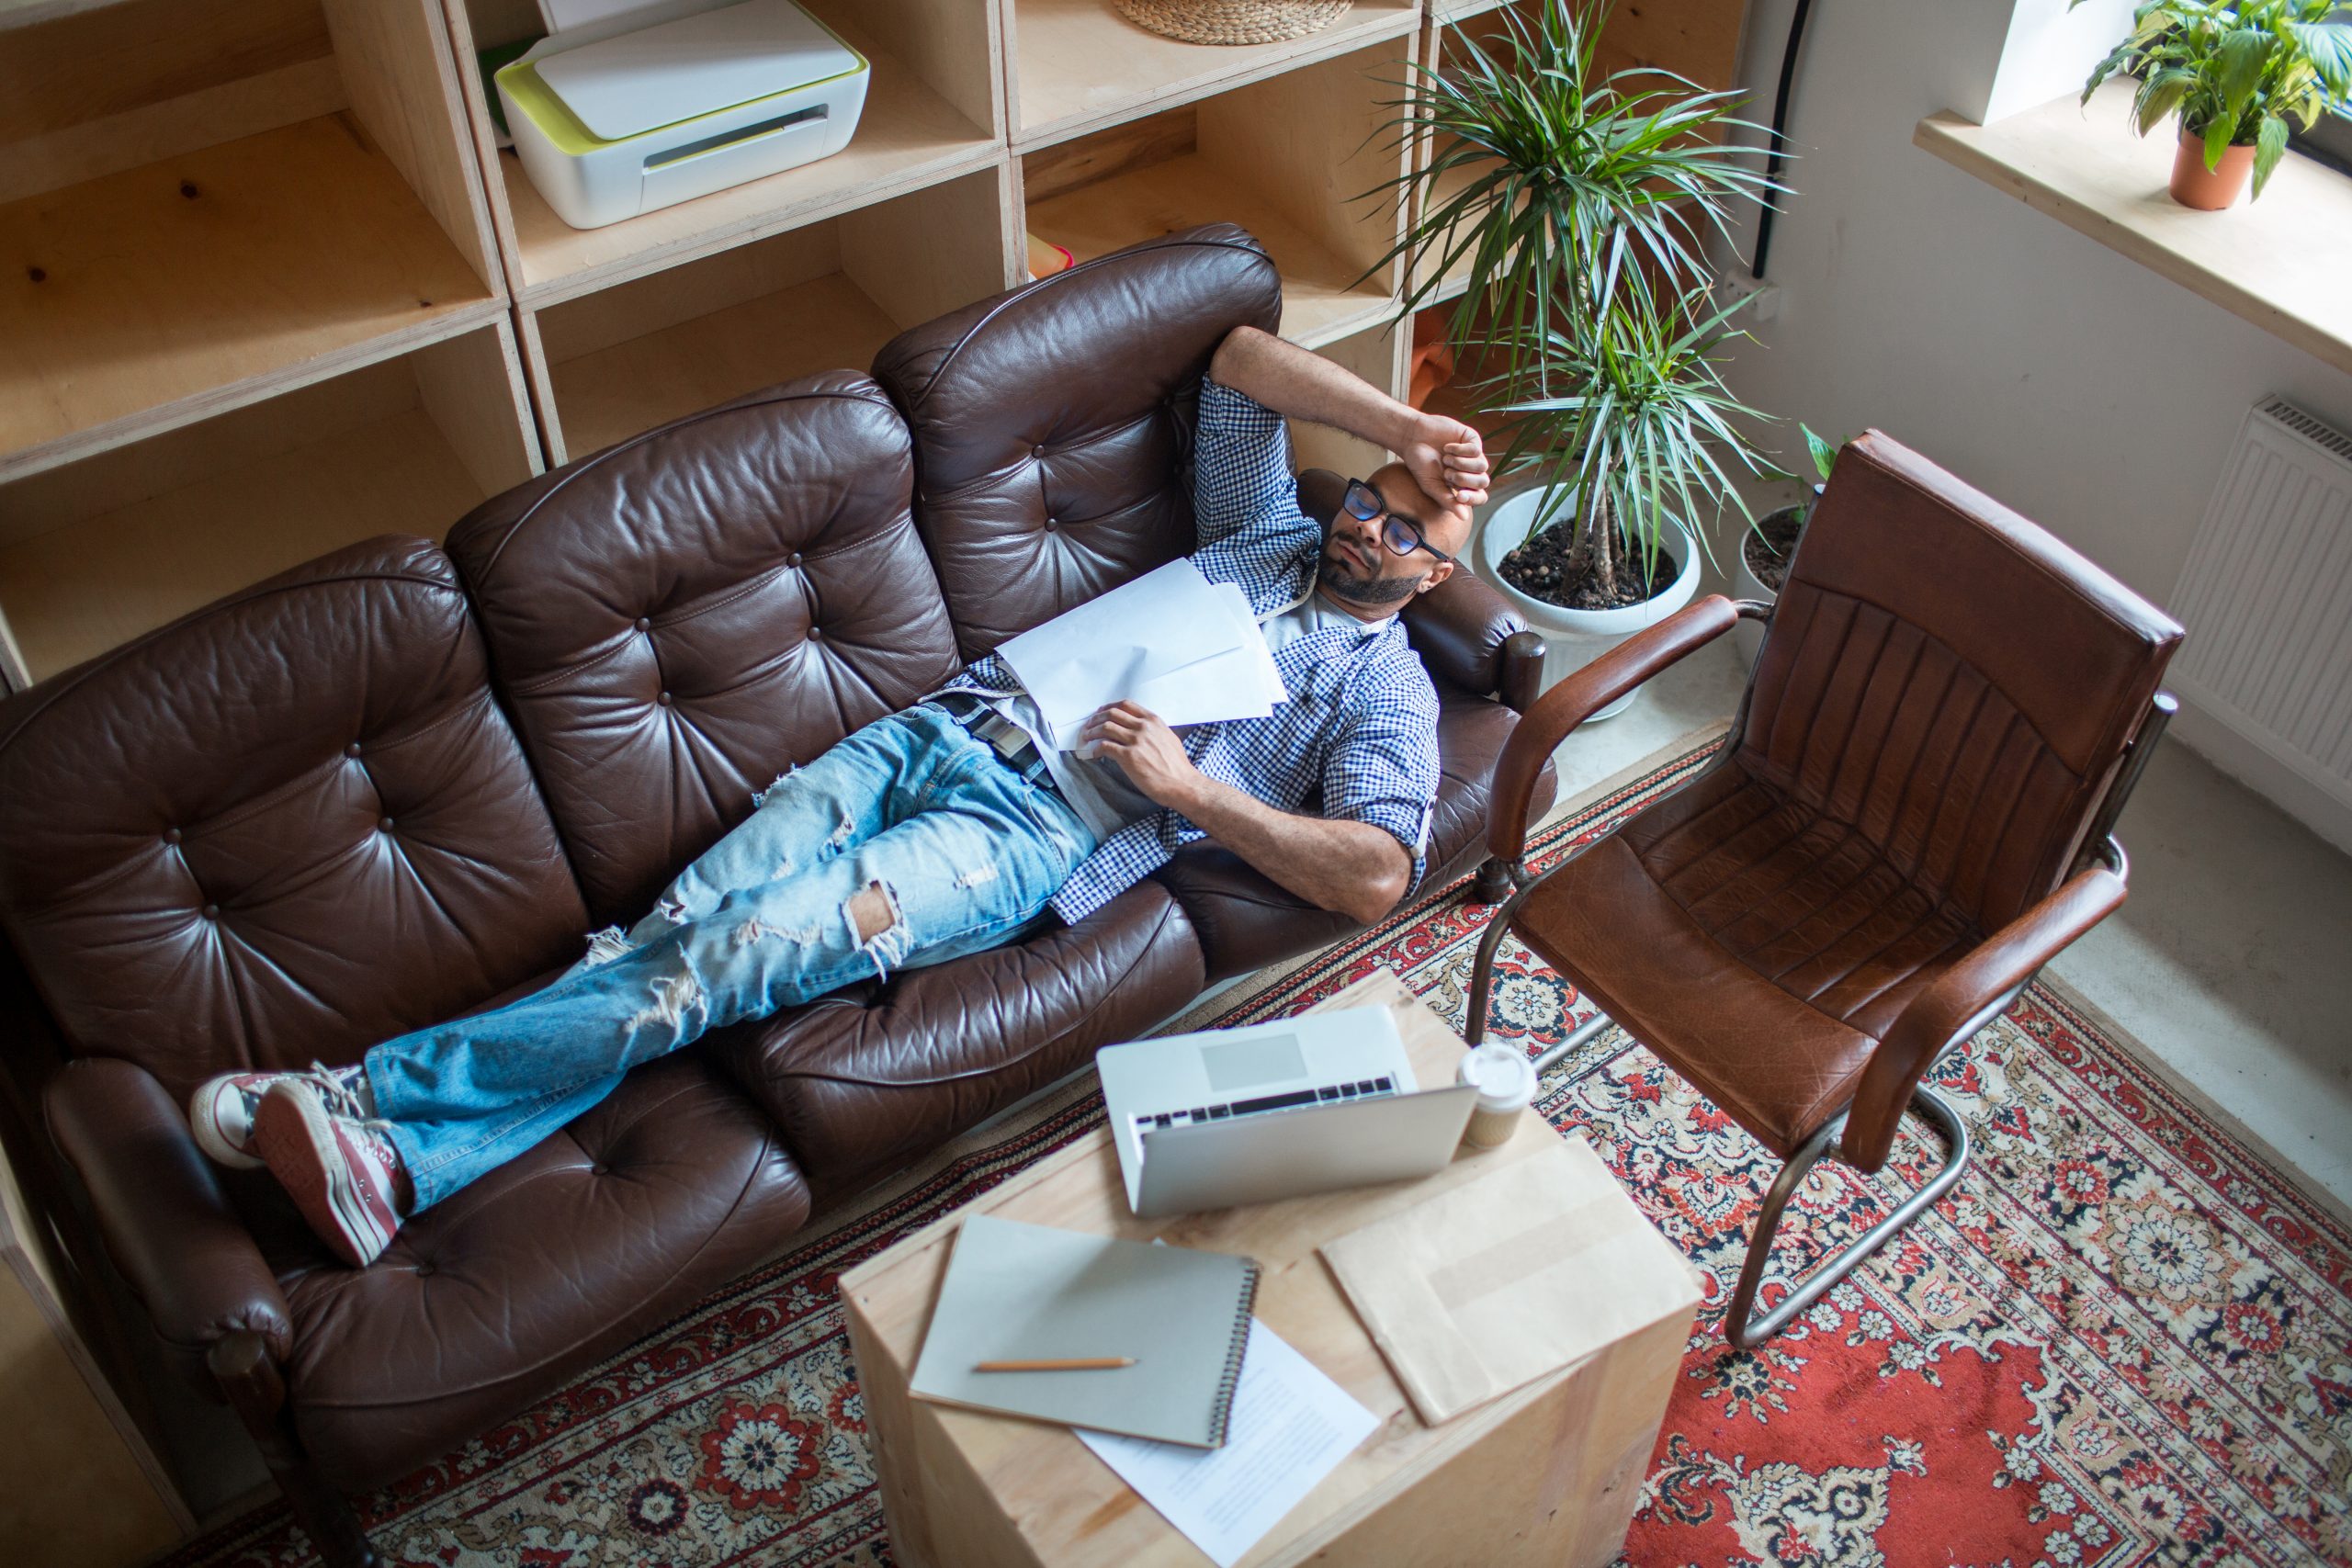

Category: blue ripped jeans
[365, 705, 1099, 1211]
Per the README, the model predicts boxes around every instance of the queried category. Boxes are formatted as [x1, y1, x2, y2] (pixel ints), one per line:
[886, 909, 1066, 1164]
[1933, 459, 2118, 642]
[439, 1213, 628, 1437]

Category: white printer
[497, 0, 870, 231]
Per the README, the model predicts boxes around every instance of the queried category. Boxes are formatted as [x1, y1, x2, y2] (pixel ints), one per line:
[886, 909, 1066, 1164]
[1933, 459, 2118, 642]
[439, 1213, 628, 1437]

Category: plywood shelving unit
[1006, 0, 1418, 150]
[0, 0, 509, 483]
[0, 0, 1750, 690]
[0, 321, 537, 683]
[445, 0, 1009, 307]
[530, 165, 1015, 462]
[1020, 39, 1415, 352]
[0, 0, 537, 691]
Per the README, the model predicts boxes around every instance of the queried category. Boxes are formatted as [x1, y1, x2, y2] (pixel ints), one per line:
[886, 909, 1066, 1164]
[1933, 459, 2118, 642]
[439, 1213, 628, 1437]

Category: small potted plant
[1372, 0, 1785, 714]
[1729, 423, 1840, 667]
[2076, 0, 2352, 209]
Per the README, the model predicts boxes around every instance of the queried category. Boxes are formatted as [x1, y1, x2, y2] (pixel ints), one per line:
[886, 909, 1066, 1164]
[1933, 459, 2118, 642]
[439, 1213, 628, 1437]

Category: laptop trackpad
[1198, 1033, 1307, 1091]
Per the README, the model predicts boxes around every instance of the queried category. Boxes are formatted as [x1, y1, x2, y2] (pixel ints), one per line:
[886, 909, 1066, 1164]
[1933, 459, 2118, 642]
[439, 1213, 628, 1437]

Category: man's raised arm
[1207, 325, 1489, 508]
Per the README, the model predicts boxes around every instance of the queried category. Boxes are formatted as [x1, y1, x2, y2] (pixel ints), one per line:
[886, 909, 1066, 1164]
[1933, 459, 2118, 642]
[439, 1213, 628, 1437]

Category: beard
[1317, 537, 1422, 606]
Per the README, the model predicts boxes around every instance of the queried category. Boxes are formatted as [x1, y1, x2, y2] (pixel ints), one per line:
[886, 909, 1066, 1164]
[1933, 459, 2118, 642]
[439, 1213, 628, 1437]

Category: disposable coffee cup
[1455, 1043, 1536, 1152]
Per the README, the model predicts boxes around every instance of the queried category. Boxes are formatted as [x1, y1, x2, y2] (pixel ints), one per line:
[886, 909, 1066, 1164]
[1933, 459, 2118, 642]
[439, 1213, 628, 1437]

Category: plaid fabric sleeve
[1318, 659, 1443, 887]
[1192, 377, 1297, 547]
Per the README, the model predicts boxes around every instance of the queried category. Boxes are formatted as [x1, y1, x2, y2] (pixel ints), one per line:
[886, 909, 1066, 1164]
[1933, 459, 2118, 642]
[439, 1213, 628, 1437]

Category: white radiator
[2167, 397, 2352, 830]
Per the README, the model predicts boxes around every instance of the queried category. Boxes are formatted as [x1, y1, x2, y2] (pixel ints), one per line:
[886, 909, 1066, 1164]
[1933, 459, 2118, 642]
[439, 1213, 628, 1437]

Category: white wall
[1977, 0, 2136, 124]
[1717, 0, 2352, 842]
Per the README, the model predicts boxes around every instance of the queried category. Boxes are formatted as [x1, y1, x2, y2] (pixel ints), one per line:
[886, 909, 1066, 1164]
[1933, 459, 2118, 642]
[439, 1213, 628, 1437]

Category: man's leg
[188, 705, 969, 1179]
[571, 705, 980, 973]
[365, 710, 1095, 1212]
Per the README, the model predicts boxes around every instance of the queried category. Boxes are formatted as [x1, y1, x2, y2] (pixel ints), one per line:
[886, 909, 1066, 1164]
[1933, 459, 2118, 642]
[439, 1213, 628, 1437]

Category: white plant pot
[1476, 484, 1702, 721]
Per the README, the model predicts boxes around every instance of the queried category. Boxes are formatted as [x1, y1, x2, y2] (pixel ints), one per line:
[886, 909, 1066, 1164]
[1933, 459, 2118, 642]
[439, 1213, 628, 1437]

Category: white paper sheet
[1079, 1321, 1378, 1568]
[999, 560, 1285, 750]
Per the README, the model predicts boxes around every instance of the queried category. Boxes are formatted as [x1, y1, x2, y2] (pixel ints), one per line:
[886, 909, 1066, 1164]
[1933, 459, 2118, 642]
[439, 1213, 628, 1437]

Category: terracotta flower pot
[2170, 128, 2255, 209]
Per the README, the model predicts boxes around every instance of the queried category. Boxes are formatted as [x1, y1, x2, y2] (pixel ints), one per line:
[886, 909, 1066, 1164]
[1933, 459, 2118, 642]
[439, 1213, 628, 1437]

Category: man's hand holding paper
[998, 560, 1286, 752]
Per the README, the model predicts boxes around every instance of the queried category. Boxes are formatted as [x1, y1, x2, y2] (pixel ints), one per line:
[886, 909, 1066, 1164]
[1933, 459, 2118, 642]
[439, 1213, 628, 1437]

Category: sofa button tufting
[413, 1261, 435, 1278]
[1044, 517, 1057, 531]
[164, 828, 181, 845]
[657, 691, 673, 706]
[1032, 445, 1045, 459]
[788, 552, 803, 570]
[808, 626, 823, 641]
[379, 816, 394, 832]
[634, 616, 650, 633]
[588, 1162, 608, 1176]
[345, 742, 362, 759]
[202, 904, 219, 920]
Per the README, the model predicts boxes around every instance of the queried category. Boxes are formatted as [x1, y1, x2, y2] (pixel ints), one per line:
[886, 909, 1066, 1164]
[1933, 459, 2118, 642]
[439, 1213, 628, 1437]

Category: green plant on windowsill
[2075, 0, 2352, 206]
[1364, 0, 1785, 615]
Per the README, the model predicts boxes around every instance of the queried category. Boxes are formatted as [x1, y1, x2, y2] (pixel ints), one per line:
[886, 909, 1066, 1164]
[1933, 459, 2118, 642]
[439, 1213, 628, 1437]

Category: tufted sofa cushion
[870, 223, 1283, 660]
[711, 880, 1204, 1188]
[266, 1051, 810, 1490]
[0, 538, 588, 1102]
[444, 372, 964, 928]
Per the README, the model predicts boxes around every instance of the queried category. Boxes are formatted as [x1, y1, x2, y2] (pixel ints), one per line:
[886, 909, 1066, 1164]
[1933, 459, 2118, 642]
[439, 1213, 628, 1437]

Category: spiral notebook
[908, 1214, 1259, 1448]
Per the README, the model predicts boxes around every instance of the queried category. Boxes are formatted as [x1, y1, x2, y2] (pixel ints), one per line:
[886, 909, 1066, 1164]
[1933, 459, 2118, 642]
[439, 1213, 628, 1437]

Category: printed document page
[999, 560, 1284, 749]
[1079, 1320, 1377, 1568]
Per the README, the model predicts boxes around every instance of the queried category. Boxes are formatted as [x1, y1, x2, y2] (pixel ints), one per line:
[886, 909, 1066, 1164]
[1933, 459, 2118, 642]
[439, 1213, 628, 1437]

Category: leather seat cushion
[267, 1054, 809, 1491]
[1155, 682, 1555, 984]
[712, 881, 1204, 1190]
[1513, 760, 1977, 1156]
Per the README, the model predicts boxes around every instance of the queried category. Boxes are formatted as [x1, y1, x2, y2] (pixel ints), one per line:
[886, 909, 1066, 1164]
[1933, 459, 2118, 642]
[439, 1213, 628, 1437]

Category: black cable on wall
[1751, 0, 1815, 279]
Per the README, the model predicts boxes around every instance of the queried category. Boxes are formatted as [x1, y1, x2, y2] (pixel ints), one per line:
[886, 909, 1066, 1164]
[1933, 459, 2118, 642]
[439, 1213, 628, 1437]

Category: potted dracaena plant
[1371, 0, 1785, 715]
[2076, 0, 2352, 209]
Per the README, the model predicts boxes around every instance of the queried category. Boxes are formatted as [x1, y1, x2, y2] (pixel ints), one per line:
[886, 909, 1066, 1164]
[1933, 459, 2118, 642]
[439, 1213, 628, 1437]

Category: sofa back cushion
[870, 223, 1283, 661]
[444, 373, 962, 927]
[0, 540, 587, 1103]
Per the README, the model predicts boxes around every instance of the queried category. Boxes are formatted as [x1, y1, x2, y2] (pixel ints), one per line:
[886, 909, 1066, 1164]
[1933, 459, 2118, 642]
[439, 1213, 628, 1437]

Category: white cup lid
[1457, 1043, 1536, 1111]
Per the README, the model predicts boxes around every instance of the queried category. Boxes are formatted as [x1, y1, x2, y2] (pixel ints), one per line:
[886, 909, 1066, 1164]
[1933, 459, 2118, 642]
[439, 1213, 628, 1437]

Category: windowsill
[1914, 81, 2352, 378]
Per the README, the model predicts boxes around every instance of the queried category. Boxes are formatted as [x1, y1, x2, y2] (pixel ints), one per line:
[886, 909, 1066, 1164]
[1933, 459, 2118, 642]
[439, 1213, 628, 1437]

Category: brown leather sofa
[0, 225, 1552, 1563]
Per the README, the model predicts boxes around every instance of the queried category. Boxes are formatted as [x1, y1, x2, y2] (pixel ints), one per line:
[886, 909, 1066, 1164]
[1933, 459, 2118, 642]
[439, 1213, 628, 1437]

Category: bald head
[1370, 461, 1475, 560]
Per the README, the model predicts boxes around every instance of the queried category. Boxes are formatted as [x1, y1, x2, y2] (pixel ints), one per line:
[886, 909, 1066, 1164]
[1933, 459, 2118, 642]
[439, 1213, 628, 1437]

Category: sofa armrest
[1840, 863, 2127, 1171]
[1402, 572, 1544, 708]
[45, 1057, 292, 1363]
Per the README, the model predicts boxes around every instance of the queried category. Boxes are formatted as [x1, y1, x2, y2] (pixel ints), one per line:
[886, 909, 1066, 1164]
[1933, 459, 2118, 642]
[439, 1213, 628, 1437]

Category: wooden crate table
[839, 969, 1701, 1568]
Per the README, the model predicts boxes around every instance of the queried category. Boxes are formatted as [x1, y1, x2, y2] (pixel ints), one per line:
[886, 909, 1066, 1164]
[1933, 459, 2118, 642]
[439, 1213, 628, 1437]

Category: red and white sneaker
[187, 1061, 372, 1170]
[252, 1082, 408, 1269]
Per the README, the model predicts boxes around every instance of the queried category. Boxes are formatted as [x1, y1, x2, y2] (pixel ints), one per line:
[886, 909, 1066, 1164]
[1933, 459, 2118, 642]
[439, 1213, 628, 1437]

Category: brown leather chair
[1466, 432, 2184, 1348]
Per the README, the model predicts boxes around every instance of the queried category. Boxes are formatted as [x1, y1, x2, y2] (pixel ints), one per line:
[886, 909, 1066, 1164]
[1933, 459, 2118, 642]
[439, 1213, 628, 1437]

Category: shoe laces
[300, 1060, 373, 1122]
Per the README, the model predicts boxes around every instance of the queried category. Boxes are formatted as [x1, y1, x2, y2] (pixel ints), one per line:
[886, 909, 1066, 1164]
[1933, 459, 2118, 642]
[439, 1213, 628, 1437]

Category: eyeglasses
[1341, 479, 1456, 566]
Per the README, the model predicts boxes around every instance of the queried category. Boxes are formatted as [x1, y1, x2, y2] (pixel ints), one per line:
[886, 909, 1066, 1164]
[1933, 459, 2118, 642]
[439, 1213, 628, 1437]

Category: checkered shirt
[932, 378, 1442, 925]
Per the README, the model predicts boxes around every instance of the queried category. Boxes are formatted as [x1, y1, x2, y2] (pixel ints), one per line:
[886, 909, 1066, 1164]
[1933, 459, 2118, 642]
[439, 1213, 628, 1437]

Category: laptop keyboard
[1131, 1076, 1397, 1136]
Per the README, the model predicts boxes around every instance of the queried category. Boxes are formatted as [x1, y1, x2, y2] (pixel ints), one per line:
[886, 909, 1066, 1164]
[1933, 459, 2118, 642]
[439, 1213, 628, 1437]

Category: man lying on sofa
[183, 323, 1491, 1267]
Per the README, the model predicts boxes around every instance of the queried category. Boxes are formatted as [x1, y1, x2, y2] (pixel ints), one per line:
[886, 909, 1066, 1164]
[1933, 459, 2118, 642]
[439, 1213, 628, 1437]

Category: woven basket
[1109, 0, 1350, 47]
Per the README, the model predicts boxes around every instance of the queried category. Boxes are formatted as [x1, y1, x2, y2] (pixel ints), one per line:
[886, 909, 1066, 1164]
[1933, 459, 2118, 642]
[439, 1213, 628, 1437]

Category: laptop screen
[1198, 1032, 1307, 1091]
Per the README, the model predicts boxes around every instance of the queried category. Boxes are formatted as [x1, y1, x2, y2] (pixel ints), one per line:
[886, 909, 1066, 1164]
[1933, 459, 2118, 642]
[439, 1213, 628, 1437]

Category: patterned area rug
[164, 743, 2352, 1568]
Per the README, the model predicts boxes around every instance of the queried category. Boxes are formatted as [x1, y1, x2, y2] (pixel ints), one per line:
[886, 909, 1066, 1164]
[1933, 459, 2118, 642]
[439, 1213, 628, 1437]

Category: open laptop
[1097, 1007, 1479, 1218]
